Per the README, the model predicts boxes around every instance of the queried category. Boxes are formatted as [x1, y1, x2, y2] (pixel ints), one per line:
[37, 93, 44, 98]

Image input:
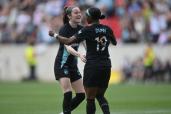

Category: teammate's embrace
[49, 7, 117, 114]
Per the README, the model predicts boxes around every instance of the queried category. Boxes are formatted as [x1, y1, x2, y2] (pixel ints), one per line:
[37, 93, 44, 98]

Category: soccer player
[49, 7, 117, 114]
[52, 6, 85, 114]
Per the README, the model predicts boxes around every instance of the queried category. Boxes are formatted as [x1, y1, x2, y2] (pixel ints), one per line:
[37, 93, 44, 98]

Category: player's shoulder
[82, 25, 94, 32]
[78, 25, 90, 32]
[77, 24, 83, 29]
[59, 23, 69, 31]
[100, 24, 111, 30]
[100, 24, 113, 33]
[90, 24, 110, 31]
[58, 23, 70, 35]
[60, 24, 83, 31]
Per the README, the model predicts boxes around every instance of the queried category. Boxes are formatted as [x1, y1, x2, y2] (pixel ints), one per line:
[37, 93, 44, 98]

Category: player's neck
[91, 20, 99, 25]
[69, 21, 78, 28]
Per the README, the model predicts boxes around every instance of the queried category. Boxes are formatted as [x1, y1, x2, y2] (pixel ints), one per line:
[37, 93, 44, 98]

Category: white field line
[110, 110, 171, 114]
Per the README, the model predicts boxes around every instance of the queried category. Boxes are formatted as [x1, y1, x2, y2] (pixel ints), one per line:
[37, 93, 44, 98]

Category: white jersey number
[95, 36, 107, 52]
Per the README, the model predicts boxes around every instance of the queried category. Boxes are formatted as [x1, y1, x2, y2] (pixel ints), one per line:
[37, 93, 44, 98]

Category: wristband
[54, 33, 58, 38]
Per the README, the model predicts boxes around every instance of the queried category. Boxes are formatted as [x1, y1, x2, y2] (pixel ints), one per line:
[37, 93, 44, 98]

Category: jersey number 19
[95, 36, 107, 52]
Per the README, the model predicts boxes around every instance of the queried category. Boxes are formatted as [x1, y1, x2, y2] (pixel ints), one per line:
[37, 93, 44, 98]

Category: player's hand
[49, 31, 55, 37]
[79, 54, 86, 63]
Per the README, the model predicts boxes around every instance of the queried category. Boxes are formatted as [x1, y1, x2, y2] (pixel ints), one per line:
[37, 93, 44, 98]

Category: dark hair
[63, 7, 75, 24]
[85, 7, 105, 20]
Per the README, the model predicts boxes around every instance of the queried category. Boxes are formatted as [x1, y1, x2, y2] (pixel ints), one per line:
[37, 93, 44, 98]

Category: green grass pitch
[0, 82, 171, 114]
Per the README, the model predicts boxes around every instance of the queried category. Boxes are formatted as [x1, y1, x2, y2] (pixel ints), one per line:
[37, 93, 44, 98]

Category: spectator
[149, 12, 161, 43]
[165, 60, 171, 83]
[37, 17, 54, 44]
[0, 23, 12, 43]
[0, 0, 171, 44]
[153, 58, 165, 82]
[132, 58, 144, 81]
[122, 57, 132, 81]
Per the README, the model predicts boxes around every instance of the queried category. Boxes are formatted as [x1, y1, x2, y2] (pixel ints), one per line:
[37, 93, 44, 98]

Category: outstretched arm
[64, 45, 86, 63]
[49, 31, 77, 45]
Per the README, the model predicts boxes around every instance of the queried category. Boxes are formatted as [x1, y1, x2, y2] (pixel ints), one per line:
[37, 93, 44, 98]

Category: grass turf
[0, 82, 171, 114]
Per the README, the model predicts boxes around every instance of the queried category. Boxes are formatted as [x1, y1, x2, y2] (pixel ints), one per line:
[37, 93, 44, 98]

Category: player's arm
[110, 36, 117, 45]
[49, 31, 77, 45]
[64, 45, 86, 63]
[108, 28, 117, 45]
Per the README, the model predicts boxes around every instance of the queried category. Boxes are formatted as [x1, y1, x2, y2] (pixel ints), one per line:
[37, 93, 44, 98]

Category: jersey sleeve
[74, 28, 88, 43]
[108, 27, 117, 45]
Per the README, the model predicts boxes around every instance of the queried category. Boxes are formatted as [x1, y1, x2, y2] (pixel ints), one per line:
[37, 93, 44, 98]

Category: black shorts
[83, 66, 111, 88]
[54, 65, 82, 82]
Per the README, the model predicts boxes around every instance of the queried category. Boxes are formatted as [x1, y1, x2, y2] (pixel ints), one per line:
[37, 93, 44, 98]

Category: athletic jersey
[75, 23, 116, 68]
[56, 23, 83, 69]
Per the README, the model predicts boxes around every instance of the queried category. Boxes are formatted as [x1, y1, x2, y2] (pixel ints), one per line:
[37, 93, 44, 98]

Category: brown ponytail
[63, 7, 74, 24]
[63, 7, 69, 24]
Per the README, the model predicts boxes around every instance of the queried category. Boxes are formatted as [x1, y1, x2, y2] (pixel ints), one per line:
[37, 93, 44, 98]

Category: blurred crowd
[0, 0, 171, 44]
[122, 43, 171, 83]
